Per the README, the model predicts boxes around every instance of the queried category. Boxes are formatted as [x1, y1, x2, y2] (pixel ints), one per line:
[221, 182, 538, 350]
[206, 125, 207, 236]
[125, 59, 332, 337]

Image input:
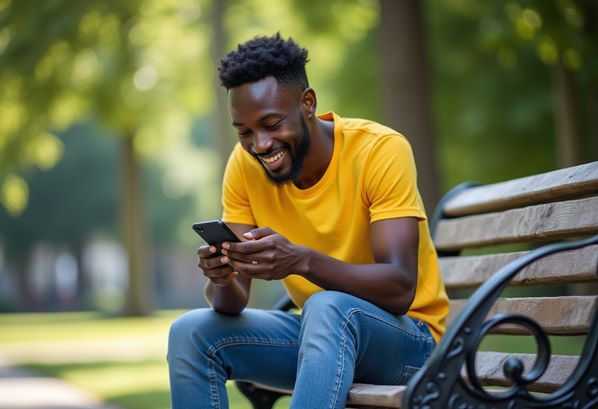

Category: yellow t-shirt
[222, 112, 449, 341]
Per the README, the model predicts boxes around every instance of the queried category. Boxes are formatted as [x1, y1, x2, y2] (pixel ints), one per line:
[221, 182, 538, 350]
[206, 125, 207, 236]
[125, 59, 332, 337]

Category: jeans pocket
[397, 365, 420, 385]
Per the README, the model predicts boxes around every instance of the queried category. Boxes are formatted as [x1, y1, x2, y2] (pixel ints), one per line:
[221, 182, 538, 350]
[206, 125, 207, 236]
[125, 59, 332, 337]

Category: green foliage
[0, 120, 195, 262]
[427, 0, 597, 190]
[0, 122, 118, 261]
[0, 0, 212, 214]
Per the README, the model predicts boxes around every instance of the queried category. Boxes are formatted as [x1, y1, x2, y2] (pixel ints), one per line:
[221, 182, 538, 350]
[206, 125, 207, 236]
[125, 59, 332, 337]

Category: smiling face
[228, 76, 314, 185]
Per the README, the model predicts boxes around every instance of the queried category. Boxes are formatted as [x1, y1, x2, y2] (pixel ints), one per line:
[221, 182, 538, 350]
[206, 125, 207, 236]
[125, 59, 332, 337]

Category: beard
[252, 118, 312, 186]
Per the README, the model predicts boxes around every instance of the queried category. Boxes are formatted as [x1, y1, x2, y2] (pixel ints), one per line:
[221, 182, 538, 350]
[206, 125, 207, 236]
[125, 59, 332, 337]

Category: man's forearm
[204, 277, 250, 315]
[298, 247, 416, 315]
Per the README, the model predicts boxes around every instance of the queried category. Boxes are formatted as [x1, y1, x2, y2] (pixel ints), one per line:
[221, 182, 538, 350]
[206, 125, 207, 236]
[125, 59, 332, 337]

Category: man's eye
[238, 129, 252, 137]
[265, 120, 282, 130]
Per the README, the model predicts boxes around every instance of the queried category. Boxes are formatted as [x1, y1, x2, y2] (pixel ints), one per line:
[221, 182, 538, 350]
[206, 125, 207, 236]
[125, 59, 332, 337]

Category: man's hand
[221, 227, 309, 281]
[197, 245, 238, 287]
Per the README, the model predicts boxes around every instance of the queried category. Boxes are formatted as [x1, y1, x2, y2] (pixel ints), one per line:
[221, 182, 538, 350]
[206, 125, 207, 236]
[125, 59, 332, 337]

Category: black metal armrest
[403, 233, 598, 408]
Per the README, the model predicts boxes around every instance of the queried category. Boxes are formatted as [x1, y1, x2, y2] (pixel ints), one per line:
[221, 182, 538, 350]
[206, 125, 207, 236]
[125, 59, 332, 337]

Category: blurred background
[0, 0, 596, 408]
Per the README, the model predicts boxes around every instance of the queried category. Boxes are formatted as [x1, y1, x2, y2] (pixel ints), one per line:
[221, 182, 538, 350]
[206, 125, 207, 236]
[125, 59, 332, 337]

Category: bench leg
[235, 381, 288, 409]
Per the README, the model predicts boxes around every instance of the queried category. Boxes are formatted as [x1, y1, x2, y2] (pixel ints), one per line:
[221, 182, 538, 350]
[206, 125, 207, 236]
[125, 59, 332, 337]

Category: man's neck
[294, 117, 335, 189]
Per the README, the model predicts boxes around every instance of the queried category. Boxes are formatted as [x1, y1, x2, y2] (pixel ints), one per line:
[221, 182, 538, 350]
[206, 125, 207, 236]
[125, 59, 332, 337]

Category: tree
[378, 0, 441, 211]
[0, 0, 212, 315]
[423, 0, 598, 192]
[210, 0, 234, 212]
[429, 0, 597, 183]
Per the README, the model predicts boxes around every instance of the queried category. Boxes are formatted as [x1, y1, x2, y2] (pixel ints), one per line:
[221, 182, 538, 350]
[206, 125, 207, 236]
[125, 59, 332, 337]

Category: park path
[0, 356, 121, 409]
[0, 331, 172, 409]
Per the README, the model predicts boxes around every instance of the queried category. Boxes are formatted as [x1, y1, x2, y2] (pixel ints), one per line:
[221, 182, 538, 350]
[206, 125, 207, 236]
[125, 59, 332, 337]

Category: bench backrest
[430, 161, 598, 394]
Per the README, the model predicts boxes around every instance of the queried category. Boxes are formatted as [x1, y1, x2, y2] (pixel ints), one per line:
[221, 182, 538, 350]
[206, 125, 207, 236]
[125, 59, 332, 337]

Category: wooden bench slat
[440, 245, 598, 288]
[443, 162, 598, 217]
[471, 351, 578, 393]
[434, 196, 598, 251]
[343, 352, 578, 407]
[447, 296, 597, 334]
[251, 382, 407, 408]
[347, 383, 406, 408]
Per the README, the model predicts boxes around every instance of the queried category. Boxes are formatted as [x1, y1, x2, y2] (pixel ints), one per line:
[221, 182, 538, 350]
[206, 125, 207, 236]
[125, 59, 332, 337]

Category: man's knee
[303, 290, 359, 314]
[168, 308, 219, 353]
[302, 291, 363, 327]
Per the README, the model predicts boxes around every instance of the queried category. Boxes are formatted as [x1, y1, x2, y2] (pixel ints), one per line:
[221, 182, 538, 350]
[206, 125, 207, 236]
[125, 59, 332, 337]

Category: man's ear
[301, 88, 317, 119]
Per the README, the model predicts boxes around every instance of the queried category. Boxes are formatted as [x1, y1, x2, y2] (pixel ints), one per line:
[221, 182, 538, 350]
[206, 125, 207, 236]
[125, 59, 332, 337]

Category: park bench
[236, 161, 598, 408]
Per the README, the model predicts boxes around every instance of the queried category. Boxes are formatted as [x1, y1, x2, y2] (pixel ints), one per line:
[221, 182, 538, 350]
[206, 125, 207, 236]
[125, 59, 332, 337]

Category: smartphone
[192, 220, 241, 255]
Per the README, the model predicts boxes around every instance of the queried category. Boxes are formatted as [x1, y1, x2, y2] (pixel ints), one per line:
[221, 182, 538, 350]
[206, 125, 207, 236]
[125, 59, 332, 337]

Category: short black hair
[218, 33, 309, 90]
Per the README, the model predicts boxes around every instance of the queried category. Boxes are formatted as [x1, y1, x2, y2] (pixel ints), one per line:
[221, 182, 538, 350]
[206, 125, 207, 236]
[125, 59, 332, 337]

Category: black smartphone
[192, 220, 241, 255]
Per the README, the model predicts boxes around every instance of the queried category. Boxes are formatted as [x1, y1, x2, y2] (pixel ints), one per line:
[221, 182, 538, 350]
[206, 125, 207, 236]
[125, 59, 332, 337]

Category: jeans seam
[347, 308, 430, 341]
[332, 325, 347, 409]
[330, 308, 354, 409]
[208, 357, 221, 409]
[208, 336, 300, 357]
[206, 337, 299, 408]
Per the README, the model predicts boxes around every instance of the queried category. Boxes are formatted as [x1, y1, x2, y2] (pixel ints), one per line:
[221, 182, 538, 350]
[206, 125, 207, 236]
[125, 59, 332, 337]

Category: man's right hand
[197, 245, 238, 287]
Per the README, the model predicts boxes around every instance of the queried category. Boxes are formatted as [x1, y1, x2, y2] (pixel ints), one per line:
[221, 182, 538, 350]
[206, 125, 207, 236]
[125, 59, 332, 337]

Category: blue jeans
[168, 291, 436, 409]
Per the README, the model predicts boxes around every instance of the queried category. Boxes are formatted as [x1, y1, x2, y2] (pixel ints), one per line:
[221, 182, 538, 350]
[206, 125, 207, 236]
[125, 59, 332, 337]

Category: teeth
[262, 150, 285, 164]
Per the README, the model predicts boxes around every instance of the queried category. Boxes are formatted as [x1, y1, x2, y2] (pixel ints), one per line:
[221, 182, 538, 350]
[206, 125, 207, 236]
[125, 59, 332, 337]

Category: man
[168, 33, 448, 409]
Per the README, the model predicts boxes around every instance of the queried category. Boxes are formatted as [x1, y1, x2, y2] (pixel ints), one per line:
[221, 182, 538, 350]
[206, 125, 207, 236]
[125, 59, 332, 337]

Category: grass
[0, 311, 291, 409]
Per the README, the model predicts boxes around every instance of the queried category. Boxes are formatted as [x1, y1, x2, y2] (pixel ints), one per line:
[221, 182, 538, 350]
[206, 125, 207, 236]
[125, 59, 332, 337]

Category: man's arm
[222, 217, 419, 315]
[199, 222, 255, 314]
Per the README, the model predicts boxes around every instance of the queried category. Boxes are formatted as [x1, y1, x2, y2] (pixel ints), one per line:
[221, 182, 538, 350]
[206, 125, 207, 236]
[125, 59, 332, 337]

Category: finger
[228, 259, 265, 276]
[202, 264, 235, 279]
[199, 255, 229, 270]
[197, 245, 217, 257]
[224, 238, 272, 254]
[235, 269, 272, 281]
[243, 227, 276, 240]
[221, 248, 260, 264]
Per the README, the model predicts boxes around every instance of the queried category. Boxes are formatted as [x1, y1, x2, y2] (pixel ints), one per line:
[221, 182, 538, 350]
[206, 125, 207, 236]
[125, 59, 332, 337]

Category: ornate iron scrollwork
[465, 314, 550, 399]
[403, 233, 598, 409]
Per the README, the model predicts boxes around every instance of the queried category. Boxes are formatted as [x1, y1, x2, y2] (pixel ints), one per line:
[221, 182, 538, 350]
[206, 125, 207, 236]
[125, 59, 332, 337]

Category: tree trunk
[377, 0, 440, 213]
[121, 135, 152, 316]
[211, 0, 232, 214]
[589, 86, 598, 161]
[73, 243, 87, 309]
[553, 58, 581, 167]
[582, 2, 598, 162]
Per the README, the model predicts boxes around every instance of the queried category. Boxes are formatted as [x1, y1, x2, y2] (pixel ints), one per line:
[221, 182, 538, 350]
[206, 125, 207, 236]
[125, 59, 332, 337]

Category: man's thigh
[185, 308, 302, 389]
[334, 295, 436, 385]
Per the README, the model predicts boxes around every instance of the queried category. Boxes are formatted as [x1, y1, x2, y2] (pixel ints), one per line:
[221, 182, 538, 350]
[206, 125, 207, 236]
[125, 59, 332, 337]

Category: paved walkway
[0, 358, 119, 409]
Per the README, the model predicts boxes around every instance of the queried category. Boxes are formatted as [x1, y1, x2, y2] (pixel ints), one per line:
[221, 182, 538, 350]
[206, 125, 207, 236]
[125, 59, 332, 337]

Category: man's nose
[252, 132, 273, 154]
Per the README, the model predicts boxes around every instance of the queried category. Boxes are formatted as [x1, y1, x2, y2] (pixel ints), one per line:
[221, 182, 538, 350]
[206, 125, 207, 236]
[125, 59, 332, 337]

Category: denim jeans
[168, 290, 436, 409]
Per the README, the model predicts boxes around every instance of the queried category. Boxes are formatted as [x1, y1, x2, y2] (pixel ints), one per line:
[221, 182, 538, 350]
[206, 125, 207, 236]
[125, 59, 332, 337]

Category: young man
[168, 33, 448, 409]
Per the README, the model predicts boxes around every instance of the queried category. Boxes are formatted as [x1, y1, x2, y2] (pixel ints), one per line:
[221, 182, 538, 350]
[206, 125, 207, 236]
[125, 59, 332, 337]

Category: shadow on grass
[20, 360, 259, 409]
[21, 359, 163, 376]
[106, 389, 171, 409]
[21, 360, 169, 409]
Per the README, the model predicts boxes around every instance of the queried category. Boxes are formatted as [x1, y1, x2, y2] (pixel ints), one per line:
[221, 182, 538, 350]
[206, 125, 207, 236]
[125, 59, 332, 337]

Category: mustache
[251, 145, 287, 158]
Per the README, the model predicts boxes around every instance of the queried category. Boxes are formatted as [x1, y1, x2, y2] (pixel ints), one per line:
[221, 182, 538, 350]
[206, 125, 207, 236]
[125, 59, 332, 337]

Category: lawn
[0, 311, 291, 409]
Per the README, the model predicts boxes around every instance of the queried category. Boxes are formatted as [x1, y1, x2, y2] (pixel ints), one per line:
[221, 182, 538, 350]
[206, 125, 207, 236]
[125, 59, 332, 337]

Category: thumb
[243, 226, 276, 240]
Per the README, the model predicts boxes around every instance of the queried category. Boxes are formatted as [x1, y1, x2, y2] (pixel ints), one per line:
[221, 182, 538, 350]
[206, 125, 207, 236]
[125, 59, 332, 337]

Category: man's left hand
[221, 227, 309, 281]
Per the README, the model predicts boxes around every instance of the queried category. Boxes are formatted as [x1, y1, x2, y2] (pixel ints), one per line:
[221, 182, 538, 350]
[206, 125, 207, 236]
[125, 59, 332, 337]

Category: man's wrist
[296, 245, 312, 276]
